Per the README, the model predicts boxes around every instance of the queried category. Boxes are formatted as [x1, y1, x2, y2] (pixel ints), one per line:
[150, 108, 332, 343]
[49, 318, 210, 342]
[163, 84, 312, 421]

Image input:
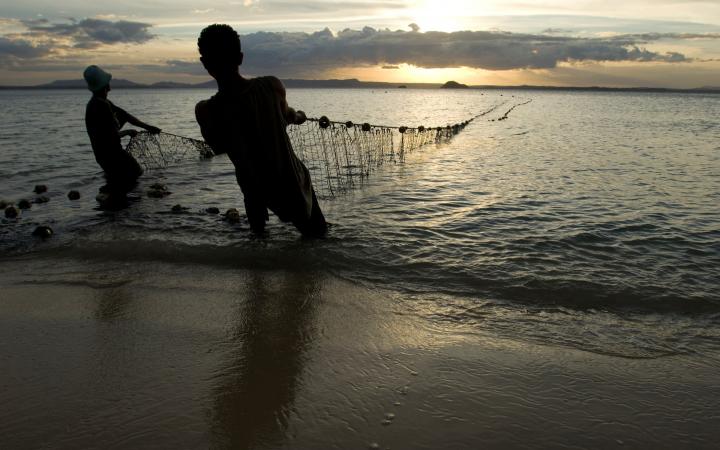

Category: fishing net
[291, 101, 528, 196]
[125, 99, 531, 198]
[127, 132, 214, 170]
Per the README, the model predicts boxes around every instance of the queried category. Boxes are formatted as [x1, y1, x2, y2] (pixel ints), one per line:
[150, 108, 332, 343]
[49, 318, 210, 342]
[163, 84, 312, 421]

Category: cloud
[542, 28, 572, 35]
[0, 36, 52, 59]
[619, 32, 720, 41]
[21, 18, 155, 47]
[152, 59, 208, 76]
[0, 17, 156, 69]
[216, 27, 705, 76]
[3, 21, 719, 86]
[242, 1, 408, 14]
[135, 27, 717, 80]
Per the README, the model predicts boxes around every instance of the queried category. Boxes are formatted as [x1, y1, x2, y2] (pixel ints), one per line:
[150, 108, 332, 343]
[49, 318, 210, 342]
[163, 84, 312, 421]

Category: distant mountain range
[1, 78, 719, 94]
[0, 78, 440, 90]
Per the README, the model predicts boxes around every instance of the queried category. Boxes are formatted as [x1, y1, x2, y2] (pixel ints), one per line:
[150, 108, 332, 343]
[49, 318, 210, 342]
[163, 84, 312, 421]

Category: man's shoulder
[256, 76, 283, 90]
[196, 93, 226, 127]
[86, 96, 110, 115]
[255, 75, 280, 83]
[195, 99, 210, 123]
[196, 90, 222, 106]
[87, 96, 106, 107]
[195, 98, 211, 109]
[108, 100, 130, 118]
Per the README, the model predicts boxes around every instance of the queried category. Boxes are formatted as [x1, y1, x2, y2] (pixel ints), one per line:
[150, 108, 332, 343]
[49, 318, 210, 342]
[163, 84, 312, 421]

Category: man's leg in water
[293, 189, 328, 237]
[96, 174, 137, 210]
[244, 195, 269, 234]
[99, 153, 143, 194]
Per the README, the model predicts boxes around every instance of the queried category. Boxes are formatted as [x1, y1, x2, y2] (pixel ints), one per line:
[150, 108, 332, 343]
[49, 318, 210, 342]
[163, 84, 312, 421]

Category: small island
[441, 80, 469, 89]
[440, 81, 470, 89]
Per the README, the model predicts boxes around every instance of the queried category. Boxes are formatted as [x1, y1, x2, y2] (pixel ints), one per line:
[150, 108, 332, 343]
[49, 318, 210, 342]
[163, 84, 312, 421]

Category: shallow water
[1, 87, 720, 361]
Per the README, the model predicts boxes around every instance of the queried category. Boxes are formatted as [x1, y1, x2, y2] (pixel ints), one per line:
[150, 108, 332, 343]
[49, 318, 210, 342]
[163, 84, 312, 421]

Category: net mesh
[126, 99, 531, 198]
[126, 132, 214, 170]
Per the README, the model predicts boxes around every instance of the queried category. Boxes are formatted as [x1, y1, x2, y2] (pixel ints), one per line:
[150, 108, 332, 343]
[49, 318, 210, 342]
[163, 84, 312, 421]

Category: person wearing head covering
[194, 24, 327, 237]
[83, 65, 161, 193]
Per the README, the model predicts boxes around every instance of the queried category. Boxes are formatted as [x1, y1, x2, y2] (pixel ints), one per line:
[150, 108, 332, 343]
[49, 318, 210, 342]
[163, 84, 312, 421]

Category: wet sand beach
[2, 257, 719, 449]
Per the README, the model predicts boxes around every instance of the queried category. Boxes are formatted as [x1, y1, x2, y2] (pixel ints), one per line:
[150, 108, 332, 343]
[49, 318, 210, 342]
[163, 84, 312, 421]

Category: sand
[1, 257, 719, 449]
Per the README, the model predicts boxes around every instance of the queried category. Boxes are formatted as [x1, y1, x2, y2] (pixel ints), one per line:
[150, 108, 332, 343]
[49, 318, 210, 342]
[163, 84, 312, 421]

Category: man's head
[198, 24, 243, 79]
[83, 65, 112, 95]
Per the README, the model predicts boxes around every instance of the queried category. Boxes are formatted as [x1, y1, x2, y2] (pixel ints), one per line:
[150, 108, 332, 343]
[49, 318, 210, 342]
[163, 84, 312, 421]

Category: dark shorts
[99, 152, 143, 193]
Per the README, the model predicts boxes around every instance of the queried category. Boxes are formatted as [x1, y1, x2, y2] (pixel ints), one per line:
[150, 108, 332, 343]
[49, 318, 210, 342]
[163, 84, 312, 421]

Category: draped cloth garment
[197, 77, 324, 234]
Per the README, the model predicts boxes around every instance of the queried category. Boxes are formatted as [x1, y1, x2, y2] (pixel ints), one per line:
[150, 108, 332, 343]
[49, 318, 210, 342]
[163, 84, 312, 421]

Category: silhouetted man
[194, 24, 328, 237]
[84, 65, 161, 195]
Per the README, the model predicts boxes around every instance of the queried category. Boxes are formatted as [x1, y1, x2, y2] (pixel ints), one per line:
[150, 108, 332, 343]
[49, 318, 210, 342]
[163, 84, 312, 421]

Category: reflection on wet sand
[2, 259, 720, 449]
[210, 272, 321, 449]
[94, 286, 135, 322]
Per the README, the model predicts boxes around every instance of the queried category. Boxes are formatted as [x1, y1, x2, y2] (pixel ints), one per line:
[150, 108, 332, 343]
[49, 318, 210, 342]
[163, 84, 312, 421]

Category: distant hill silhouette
[441, 80, 469, 89]
[28, 78, 214, 89]
[40, 78, 144, 88]
[3, 77, 435, 90]
[1, 78, 719, 94]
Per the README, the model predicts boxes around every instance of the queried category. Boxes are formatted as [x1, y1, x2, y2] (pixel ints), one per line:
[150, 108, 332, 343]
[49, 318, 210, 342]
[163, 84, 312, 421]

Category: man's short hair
[198, 24, 241, 62]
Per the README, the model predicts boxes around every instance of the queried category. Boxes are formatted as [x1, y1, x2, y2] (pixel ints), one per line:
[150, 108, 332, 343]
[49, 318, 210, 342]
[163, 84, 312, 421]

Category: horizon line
[1, 77, 719, 93]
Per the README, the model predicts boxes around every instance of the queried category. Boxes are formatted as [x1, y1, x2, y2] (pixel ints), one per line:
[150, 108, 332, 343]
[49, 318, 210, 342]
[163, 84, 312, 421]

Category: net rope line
[126, 99, 532, 198]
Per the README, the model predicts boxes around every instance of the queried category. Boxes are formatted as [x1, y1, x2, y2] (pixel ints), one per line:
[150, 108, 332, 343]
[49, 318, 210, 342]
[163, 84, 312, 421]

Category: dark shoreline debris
[4, 205, 19, 218]
[67, 190, 81, 200]
[206, 207, 220, 214]
[32, 225, 53, 238]
[147, 183, 171, 198]
[224, 208, 241, 223]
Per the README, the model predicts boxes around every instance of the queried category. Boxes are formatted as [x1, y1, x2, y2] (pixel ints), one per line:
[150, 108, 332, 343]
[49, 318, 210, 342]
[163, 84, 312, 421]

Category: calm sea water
[1, 88, 719, 359]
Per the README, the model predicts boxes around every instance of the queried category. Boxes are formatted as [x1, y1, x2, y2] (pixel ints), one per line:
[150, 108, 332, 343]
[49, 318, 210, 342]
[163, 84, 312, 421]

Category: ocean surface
[1, 87, 720, 360]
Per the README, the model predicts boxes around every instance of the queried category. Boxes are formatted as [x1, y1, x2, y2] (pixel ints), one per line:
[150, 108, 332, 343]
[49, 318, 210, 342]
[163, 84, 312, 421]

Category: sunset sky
[1, 0, 719, 87]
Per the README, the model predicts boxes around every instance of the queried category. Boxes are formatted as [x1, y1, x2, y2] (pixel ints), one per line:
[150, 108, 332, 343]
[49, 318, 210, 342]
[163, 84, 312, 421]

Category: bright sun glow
[410, 0, 485, 32]
[333, 64, 511, 85]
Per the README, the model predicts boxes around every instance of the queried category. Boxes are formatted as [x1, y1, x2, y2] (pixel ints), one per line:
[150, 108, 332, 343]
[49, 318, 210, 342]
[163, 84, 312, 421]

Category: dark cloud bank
[1, 20, 718, 76]
[240, 27, 695, 71]
[165, 26, 713, 77]
[0, 18, 154, 66]
[21, 18, 154, 47]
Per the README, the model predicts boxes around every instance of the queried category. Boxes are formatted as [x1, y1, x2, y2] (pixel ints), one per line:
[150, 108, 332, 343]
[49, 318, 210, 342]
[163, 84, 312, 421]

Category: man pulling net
[194, 24, 329, 238]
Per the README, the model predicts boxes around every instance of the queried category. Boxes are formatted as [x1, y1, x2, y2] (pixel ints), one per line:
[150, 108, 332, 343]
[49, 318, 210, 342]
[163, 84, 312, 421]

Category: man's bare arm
[125, 112, 161, 134]
[268, 76, 306, 125]
[195, 100, 224, 154]
[119, 129, 138, 138]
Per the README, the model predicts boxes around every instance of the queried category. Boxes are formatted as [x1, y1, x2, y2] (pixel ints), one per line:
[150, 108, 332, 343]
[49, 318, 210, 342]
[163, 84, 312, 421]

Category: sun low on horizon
[1, 0, 720, 88]
[407, 0, 494, 33]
